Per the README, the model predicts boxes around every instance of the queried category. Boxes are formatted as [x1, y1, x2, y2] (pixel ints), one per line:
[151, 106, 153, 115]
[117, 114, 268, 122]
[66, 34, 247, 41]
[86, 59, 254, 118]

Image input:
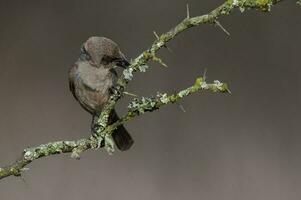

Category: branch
[0, 137, 100, 179]
[108, 77, 230, 131]
[0, 77, 229, 180]
[0, 0, 293, 180]
[95, 0, 286, 134]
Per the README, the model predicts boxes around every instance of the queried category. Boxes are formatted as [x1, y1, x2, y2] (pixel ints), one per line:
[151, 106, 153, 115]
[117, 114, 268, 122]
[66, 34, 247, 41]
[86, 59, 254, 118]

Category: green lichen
[159, 93, 169, 104]
[104, 135, 115, 154]
[123, 68, 134, 81]
[24, 148, 38, 161]
[142, 51, 167, 67]
[178, 90, 190, 98]
[71, 149, 81, 159]
[97, 113, 110, 131]
[138, 64, 149, 72]
[256, 0, 273, 11]
[228, 0, 277, 12]
[128, 96, 159, 114]
[9, 167, 21, 176]
[64, 141, 77, 147]
[125, 77, 230, 124]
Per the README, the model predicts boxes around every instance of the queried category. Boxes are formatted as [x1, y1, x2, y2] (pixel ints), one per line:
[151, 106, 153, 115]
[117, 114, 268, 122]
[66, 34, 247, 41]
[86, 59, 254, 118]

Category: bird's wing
[68, 62, 100, 115]
[68, 63, 78, 101]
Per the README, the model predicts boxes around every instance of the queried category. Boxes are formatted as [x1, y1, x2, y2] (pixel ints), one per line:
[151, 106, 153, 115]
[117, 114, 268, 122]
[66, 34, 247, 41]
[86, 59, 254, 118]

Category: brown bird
[68, 36, 134, 151]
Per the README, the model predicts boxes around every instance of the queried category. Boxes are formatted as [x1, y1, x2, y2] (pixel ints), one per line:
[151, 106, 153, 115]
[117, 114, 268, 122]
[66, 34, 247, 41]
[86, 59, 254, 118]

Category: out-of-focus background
[0, 0, 300, 199]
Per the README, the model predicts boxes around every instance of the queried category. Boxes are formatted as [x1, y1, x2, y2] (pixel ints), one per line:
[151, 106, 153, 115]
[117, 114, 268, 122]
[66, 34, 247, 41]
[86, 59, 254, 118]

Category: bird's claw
[96, 138, 103, 149]
[109, 86, 120, 95]
[91, 123, 101, 134]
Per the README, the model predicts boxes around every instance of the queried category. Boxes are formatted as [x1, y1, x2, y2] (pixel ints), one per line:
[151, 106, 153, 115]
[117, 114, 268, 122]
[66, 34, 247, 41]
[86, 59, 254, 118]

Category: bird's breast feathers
[69, 61, 117, 113]
[76, 62, 115, 92]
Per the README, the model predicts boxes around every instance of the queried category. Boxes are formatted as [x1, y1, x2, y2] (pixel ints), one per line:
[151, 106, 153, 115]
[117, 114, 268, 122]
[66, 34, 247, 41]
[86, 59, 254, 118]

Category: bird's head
[80, 36, 130, 69]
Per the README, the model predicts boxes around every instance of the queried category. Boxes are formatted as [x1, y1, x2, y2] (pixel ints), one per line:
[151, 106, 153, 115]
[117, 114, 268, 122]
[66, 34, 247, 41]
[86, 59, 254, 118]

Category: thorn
[19, 175, 29, 187]
[123, 91, 138, 97]
[153, 31, 160, 40]
[153, 31, 172, 52]
[214, 20, 230, 36]
[152, 55, 168, 68]
[203, 68, 207, 81]
[186, 4, 190, 19]
[20, 168, 30, 171]
[97, 139, 102, 149]
[178, 103, 186, 113]
[165, 45, 172, 53]
[174, 89, 186, 113]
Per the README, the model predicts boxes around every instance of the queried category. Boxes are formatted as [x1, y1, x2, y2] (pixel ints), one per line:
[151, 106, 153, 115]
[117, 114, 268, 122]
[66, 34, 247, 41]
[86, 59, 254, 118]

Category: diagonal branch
[0, 0, 293, 180]
[107, 77, 230, 132]
[0, 138, 99, 179]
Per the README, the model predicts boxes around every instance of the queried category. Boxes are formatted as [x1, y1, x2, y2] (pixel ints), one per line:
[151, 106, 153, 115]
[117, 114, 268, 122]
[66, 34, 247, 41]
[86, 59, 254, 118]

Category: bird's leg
[91, 115, 99, 134]
[91, 115, 104, 148]
[109, 85, 120, 96]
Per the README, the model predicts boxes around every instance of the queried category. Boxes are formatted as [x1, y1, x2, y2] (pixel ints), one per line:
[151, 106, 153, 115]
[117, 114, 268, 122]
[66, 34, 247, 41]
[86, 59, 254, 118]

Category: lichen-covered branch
[95, 0, 287, 134]
[0, 136, 102, 179]
[0, 0, 295, 180]
[106, 77, 230, 131]
[0, 77, 229, 180]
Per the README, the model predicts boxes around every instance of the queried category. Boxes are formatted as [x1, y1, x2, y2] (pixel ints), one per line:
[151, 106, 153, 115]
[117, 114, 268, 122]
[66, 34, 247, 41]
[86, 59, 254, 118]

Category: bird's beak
[115, 53, 130, 69]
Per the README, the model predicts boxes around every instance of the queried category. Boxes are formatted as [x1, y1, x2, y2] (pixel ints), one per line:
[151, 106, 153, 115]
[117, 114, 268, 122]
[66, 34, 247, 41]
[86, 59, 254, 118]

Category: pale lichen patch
[123, 68, 134, 80]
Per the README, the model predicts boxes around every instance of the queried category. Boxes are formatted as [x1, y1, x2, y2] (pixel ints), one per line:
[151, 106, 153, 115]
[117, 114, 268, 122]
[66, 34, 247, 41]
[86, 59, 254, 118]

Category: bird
[68, 36, 134, 151]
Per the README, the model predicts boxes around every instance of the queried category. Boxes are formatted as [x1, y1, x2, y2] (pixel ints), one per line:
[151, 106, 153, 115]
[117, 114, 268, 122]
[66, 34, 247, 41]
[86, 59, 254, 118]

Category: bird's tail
[109, 109, 134, 151]
[91, 110, 134, 151]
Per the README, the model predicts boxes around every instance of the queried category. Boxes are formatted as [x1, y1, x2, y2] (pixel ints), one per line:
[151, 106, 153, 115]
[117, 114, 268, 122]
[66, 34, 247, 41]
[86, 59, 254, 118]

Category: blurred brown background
[0, 0, 300, 199]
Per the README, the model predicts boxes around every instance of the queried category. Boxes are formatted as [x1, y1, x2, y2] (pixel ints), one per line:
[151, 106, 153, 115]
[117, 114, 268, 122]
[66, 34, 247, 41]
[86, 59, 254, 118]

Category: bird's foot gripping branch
[1, 0, 296, 180]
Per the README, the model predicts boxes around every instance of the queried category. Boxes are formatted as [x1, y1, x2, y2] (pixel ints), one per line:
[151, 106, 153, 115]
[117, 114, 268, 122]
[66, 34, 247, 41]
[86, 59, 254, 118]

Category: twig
[153, 31, 172, 52]
[186, 4, 190, 19]
[106, 77, 230, 131]
[123, 91, 138, 97]
[214, 20, 230, 36]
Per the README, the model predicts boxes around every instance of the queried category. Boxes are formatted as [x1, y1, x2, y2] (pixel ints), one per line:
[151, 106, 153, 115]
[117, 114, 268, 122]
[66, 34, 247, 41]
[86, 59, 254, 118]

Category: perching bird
[68, 36, 134, 151]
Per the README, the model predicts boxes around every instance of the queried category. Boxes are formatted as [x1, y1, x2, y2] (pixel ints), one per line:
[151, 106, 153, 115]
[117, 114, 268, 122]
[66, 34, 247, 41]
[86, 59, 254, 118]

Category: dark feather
[109, 109, 134, 151]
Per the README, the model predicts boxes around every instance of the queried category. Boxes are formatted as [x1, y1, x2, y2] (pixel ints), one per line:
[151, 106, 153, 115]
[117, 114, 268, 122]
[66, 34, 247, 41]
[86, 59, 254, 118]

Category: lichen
[159, 93, 169, 104]
[178, 90, 189, 98]
[64, 141, 77, 147]
[123, 68, 134, 80]
[24, 149, 38, 161]
[9, 167, 21, 176]
[138, 64, 149, 72]
[201, 82, 208, 89]
[97, 113, 109, 130]
[71, 149, 81, 159]
[104, 135, 115, 154]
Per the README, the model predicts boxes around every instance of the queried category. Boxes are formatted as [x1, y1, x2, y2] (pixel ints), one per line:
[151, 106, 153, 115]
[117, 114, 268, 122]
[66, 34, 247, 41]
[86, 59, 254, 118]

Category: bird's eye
[101, 55, 114, 64]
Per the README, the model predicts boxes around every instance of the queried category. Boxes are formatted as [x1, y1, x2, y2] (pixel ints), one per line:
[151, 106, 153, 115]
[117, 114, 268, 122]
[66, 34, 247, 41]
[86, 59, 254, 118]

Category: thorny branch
[0, 0, 294, 180]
